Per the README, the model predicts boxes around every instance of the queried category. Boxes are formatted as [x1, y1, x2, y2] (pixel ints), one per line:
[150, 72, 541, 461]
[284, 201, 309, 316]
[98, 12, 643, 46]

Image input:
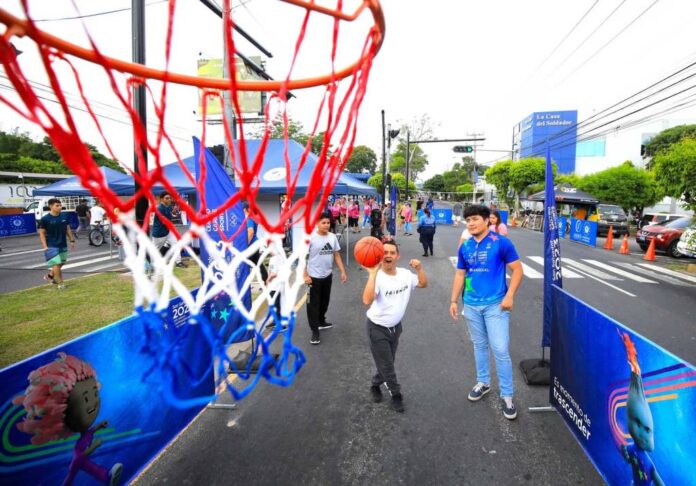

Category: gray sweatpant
[367, 319, 403, 395]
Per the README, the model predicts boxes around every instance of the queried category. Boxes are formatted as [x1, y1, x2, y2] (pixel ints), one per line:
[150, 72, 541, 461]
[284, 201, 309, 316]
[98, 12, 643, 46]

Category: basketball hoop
[0, 0, 384, 403]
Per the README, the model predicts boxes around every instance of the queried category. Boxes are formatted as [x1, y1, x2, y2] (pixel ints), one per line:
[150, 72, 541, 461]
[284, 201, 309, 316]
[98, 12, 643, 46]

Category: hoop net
[0, 0, 383, 405]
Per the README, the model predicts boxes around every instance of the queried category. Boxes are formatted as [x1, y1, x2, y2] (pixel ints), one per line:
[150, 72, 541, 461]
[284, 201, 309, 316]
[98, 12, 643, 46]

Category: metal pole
[132, 0, 147, 226]
[405, 130, 410, 201]
[222, 4, 237, 179]
[381, 110, 386, 204]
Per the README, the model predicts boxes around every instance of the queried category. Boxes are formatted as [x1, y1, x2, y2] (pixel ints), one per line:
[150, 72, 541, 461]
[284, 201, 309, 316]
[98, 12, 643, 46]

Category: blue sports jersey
[457, 231, 519, 306]
[39, 212, 70, 249]
[151, 203, 173, 238]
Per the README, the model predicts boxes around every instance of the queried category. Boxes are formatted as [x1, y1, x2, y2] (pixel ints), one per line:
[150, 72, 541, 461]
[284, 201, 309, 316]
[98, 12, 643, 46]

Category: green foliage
[392, 139, 428, 179]
[650, 138, 696, 209]
[509, 157, 551, 193]
[249, 117, 326, 155]
[0, 129, 123, 176]
[423, 174, 445, 192]
[643, 124, 696, 158]
[346, 145, 377, 173]
[578, 161, 662, 213]
[367, 173, 416, 194]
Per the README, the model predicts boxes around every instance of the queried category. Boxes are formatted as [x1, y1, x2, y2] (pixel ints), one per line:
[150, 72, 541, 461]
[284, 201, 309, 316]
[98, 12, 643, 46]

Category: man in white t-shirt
[362, 240, 428, 413]
[88, 201, 107, 246]
[303, 213, 347, 345]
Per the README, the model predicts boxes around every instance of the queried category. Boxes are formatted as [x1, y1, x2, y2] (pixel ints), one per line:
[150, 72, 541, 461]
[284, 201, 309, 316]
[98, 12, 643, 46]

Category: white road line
[636, 263, 696, 284]
[562, 258, 622, 281]
[62, 255, 119, 270]
[0, 248, 44, 258]
[520, 262, 543, 279]
[583, 260, 657, 283]
[567, 267, 636, 298]
[528, 256, 583, 279]
[26, 251, 113, 269]
[613, 262, 691, 287]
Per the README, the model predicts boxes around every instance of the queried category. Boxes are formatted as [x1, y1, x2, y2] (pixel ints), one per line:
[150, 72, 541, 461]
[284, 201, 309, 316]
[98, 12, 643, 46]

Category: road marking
[528, 256, 583, 278]
[583, 260, 657, 283]
[62, 255, 119, 270]
[636, 263, 696, 284]
[613, 262, 691, 287]
[567, 266, 636, 297]
[562, 258, 622, 280]
[0, 248, 44, 258]
[26, 250, 113, 268]
[519, 262, 543, 279]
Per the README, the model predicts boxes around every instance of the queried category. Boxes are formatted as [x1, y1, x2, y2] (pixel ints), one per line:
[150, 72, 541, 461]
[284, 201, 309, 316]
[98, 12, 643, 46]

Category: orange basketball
[354, 236, 385, 267]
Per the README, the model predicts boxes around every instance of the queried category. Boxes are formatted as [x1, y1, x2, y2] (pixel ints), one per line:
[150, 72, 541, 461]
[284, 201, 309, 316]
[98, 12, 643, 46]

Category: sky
[2, 0, 696, 182]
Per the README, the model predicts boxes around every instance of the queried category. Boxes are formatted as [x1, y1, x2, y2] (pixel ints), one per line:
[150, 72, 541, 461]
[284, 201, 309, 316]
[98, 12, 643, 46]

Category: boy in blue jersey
[449, 205, 523, 420]
[151, 191, 186, 267]
[38, 198, 76, 289]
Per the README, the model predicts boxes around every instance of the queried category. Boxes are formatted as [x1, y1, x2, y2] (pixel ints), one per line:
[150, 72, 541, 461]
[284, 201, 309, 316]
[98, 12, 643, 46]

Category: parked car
[638, 213, 687, 229]
[676, 222, 696, 258]
[590, 204, 629, 236]
[636, 216, 695, 258]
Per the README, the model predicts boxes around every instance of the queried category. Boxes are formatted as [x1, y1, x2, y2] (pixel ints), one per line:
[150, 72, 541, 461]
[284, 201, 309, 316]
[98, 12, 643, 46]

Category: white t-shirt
[460, 228, 471, 241]
[90, 206, 106, 225]
[307, 232, 341, 278]
[366, 267, 419, 327]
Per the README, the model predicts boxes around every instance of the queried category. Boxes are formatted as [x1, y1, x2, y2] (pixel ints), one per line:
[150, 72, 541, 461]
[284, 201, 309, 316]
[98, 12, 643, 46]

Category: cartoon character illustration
[618, 332, 664, 486]
[12, 353, 123, 486]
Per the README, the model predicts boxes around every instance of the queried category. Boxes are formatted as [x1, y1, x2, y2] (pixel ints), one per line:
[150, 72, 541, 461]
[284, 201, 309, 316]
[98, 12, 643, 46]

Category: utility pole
[132, 0, 147, 226]
[469, 132, 484, 204]
[405, 130, 410, 200]
[222, 5, 237, 180]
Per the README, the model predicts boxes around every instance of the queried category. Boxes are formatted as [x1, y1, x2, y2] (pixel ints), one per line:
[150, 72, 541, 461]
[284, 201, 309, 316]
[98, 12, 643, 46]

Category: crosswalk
[448, 255, 696, 296]
[0, 245, 124, 274]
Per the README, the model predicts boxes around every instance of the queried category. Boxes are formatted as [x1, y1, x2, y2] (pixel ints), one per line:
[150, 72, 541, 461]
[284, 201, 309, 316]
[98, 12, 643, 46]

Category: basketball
[354, 236, 384, 267]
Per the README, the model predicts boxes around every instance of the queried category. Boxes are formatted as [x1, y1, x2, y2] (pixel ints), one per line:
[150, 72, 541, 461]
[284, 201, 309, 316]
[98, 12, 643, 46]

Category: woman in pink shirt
[489, 209, 508, 236]
[348, 200, 361, 233]
[401, 203, 413, 236]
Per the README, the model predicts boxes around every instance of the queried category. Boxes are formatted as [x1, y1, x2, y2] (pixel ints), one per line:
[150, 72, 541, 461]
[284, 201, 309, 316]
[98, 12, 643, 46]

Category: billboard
[518, 110, 578, 174]
[551, 286, 696, 485]
[197, 56, 263, 116]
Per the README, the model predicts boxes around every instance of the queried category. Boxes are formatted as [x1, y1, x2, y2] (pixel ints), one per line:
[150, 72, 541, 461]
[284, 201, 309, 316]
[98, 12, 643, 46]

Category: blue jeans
[464, 303, 513, 398]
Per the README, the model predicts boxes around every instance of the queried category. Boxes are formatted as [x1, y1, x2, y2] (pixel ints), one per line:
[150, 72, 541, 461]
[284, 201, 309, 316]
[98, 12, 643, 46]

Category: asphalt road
[0, 232, 124, 293]
[135, 223, 611, 486]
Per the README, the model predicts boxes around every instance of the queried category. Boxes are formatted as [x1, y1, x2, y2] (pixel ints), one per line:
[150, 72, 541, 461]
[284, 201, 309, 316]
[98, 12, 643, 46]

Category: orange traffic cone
[509, 216, 517, 227]
[619, 234, 629, 254]
[604, 226, 614, 250]
[644, 238, 656, 261]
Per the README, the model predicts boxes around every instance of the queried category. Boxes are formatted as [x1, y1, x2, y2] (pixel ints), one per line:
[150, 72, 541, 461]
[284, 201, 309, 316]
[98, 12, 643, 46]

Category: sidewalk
[135, 225, 601, 485]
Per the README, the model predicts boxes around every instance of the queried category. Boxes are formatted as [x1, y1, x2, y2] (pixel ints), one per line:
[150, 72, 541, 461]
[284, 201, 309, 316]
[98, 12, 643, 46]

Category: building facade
[514, 110, 578, 174]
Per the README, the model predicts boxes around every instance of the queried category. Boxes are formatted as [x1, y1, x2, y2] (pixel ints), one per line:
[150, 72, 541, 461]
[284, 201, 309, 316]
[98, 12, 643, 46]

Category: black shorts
[348, 217, 358, 227]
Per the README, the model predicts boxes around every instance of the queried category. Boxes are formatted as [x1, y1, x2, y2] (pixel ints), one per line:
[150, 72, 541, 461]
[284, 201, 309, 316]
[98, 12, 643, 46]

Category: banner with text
[550, 285, 696, 485]
[569, 218, 597, 247]
[0, 294, 213, 486]
[0, 214, 36, 237]
[433, 208, 452, 225]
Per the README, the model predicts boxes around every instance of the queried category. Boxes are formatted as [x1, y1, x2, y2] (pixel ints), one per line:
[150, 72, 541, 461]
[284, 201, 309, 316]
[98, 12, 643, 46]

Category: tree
[485, 160, 514, 209]
[391, 139, 428, 180]
[650, 138, 696, 209]
[345, 145, 377, 173]
[578, 161, 662, 214]
[441, 162, 469, 192]
[423, 174, 445, 192]
[249, 116, 326, 155]
[509, 157, 552, 214]
[366, 172, 416, 196]
[643, 124, 696, 158]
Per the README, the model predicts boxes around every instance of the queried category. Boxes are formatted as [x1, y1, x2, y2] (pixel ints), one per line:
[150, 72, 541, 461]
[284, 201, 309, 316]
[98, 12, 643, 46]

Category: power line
[557, 0, 661, 85]
[550, 0, 629, 74]
[532, 0, 600, 73]
[32, 1, 168, 23]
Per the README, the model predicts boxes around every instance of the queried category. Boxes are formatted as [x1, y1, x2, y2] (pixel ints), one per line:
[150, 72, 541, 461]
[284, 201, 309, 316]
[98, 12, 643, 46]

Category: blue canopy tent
[33, 167, 134, 196]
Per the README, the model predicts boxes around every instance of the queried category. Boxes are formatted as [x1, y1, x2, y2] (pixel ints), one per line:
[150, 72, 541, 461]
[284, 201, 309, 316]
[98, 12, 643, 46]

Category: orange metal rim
[0, 0, 385, 91]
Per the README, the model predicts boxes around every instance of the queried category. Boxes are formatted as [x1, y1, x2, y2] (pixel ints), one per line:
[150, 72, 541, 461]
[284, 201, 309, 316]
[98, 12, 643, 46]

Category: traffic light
[453, 145, 473, 153]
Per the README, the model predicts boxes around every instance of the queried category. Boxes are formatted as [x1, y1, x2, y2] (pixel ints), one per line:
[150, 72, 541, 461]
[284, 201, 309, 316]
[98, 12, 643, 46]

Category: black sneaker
[317, 322, 333, 330]
[467, 382, 491, 402]
[502, 397, 517, 420]
[370, 385, 383, 403]
[390, 393, 405, 413]
[310, 331, 321, 345]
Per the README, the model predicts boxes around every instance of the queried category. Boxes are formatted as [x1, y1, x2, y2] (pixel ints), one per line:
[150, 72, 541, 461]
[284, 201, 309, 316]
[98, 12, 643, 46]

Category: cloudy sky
[2, 0, 696, 180]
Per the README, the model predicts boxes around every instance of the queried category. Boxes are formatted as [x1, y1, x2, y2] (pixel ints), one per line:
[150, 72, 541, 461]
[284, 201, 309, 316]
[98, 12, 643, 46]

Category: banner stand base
[519, 358, 551, 386]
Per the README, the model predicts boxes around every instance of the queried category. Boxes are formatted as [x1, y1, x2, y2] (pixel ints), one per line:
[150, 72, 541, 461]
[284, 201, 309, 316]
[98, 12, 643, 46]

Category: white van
[24, 196, 82, 223]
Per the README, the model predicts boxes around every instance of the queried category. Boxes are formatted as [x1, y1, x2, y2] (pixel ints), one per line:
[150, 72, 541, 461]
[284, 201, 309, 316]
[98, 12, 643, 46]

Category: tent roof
[33, 167, 133, 196]
[528, 184, 599, 205]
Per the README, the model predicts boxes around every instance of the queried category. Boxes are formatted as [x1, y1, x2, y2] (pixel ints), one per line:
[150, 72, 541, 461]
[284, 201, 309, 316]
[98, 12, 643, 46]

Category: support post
[405, 130, 410, 201]
[132, 0, 147, 226]
[381, 110, 386, 203]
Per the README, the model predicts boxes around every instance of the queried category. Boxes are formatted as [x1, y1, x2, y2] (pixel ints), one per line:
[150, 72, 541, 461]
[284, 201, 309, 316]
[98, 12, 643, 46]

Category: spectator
[38, 198, 76, 289]
[401, 202, 413, 236]
[417, 207, 436, 257]
[151, 191, 186, 267]
[489, 210, 508, 236]
[452, 201, 463, 227]
[74, 199, 90, 237]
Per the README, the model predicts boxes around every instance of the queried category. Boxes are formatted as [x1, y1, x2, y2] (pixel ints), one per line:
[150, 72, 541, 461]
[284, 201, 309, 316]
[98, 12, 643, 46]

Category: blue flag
[388, 184, 397, 236]
[193, 137, 252, 343]
[542, 143, 563, 347]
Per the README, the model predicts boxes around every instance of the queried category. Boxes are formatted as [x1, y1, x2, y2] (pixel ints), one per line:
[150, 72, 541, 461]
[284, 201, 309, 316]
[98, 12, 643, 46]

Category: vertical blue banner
[193, 137, 251, 343]
[498, 210, 509, 225]
[388, 185, 397, 236]
[557, 216, 567, 238]
[542, 143, 563, 348]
